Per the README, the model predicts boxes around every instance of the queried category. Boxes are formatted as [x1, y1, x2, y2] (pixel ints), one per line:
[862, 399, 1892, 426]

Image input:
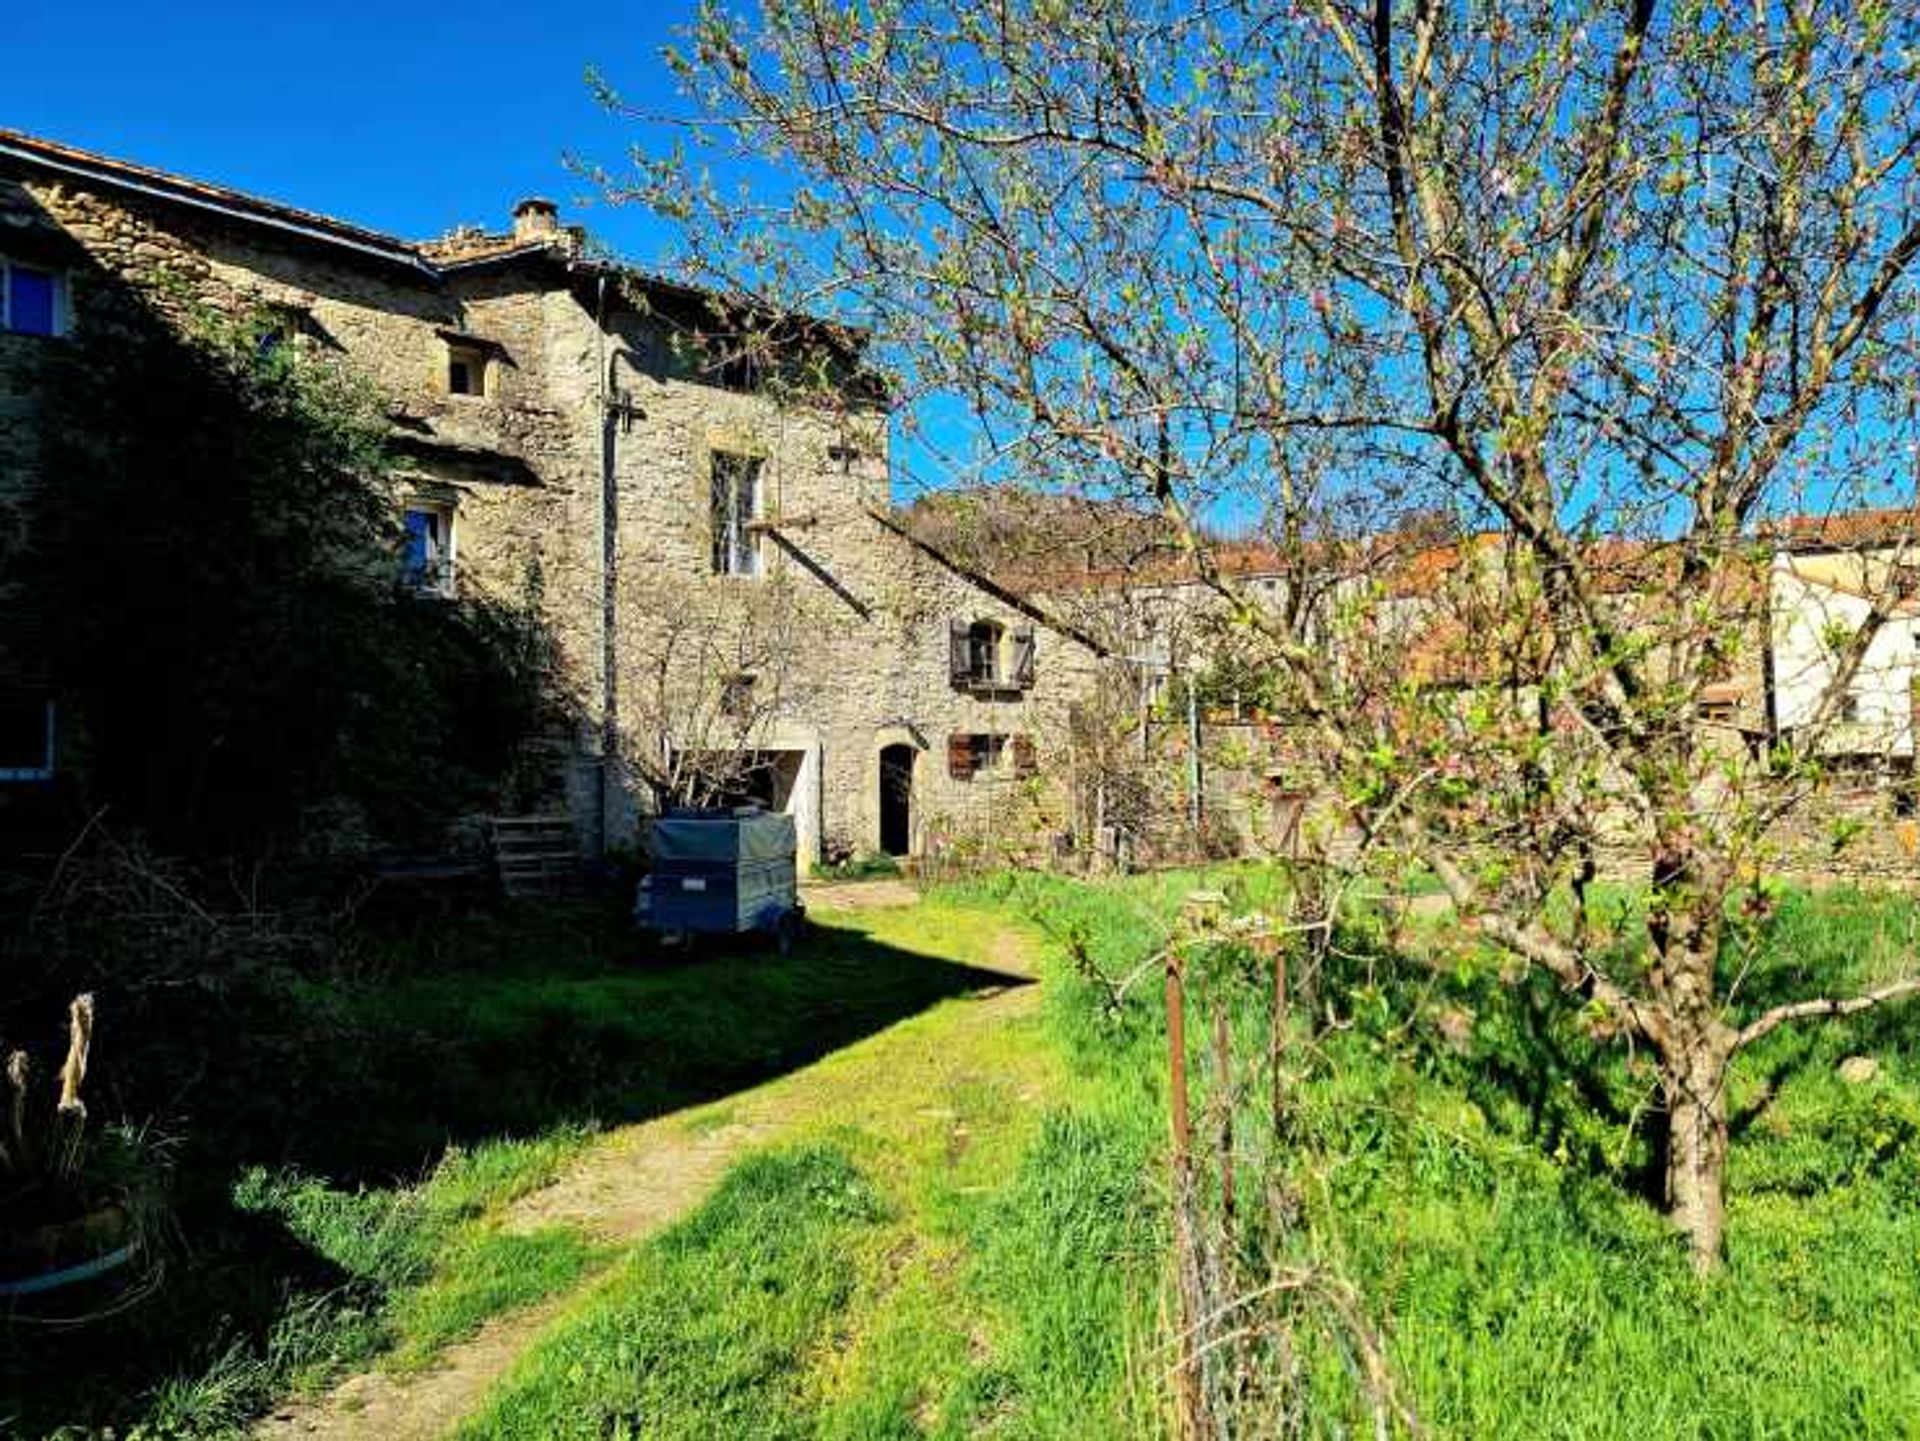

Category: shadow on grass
[274, 895, 1028, 1182]
[3, 891, 1024, 1436]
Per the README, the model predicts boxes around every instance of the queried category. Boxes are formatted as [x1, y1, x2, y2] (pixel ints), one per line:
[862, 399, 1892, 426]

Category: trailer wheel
[775, 910, 802, 956]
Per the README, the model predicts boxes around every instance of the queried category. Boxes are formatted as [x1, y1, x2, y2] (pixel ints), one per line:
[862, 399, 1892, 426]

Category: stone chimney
[511, 197, 560, 244]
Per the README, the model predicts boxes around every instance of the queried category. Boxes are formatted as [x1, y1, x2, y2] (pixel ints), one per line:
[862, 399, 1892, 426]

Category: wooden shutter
[1011, 623, 1036, 688]
[710, 456, 731, 573]
[948, 733, 975, 779]
[1011, 734, 1037, 777]
[949, 618, 971, 687]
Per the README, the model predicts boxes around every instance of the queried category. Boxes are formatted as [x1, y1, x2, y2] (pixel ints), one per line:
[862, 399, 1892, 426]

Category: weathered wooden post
[1167, 890, 1224, 1439]
[1165, 928, 1201, 1439]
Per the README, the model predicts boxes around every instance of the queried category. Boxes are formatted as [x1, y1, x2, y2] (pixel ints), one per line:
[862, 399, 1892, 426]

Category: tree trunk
[1660, 1037, 1731, 1274]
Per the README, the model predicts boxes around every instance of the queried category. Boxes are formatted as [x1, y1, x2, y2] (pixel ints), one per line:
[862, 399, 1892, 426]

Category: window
[946, 733, 1036, 780]
[967, 620, 1003, 686]
[710, 453, 762, 577]
[949, 618, 1037, 690]
[256, 304, 311, 357]
[1838, 691, 1862, 723]
[1699, 683, 1739, 726]
[1895, 564, 1920, 600]
[1, 260, 68, 337]
[402, 503, 455, 595]
[948, 733, 1007, 779]
[0, 696, 54, 781]
[720, 672, 756, 718]
[1011, 734, 1038, 777]
[445, 340, 490, 397]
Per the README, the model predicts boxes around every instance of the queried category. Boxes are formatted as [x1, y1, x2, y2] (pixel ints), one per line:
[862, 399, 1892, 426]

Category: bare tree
[621, 1, 1920, 1271]
[620, 571, 812, 813]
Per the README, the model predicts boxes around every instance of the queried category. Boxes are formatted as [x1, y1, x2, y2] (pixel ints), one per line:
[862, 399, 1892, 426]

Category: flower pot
[0, 1194, 135, 1298]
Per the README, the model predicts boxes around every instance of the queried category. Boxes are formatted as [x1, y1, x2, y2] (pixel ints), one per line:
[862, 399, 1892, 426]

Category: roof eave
[0, 134, 438, 279]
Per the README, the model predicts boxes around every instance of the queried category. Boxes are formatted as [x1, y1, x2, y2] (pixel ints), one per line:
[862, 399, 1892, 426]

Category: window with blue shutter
[2, 261, 66, 337]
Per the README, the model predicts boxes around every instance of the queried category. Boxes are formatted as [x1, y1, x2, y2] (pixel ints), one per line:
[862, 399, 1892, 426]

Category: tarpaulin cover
[649, 809, 796, 865]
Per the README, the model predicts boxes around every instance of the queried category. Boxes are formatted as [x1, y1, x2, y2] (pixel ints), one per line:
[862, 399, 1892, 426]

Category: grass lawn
[10, 890, 1023, 1438]
[452, 866, 1919, 1439]
[17, 867, 1920, 1438]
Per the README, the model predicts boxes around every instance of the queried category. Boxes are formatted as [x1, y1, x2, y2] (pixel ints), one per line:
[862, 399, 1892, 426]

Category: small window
[1894, 564, 1920, 600]
[949, 618, 1037, 690]
[947, 733, 1007, 780]
[1011, 734, 1038, 777]
[2, 260, 68, 337]
[1699, 684, 1738, 726]
[256, 303, 311, 357]
[967, 620, 1003, 686]
[720, 672, 756, 718]
[0, 697, 54, 781]
[445, 341, 490, 397]
[402, 503, 455, 595]
[1838, 691, 1862, 723]
[711, 453, 762, 577]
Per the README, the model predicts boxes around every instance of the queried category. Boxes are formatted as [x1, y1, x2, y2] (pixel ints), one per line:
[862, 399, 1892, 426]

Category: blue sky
[9, 0, 694, 260]
[9, 2, 989, 503]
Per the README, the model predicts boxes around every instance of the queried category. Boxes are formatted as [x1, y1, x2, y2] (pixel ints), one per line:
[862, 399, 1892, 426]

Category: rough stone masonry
[0, 129, 1106, 867]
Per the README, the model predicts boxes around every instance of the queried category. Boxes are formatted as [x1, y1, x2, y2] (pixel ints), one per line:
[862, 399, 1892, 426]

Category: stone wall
[0, 147, 1108, 867]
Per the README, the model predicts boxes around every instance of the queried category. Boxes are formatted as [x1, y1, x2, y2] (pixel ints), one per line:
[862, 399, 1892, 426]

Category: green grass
[445, 879, 1177, 1439]
[12, 894, 1022, 1439]
[44, 871, 1920, 1438]
[434, 881, 1169, 1440]
[127, 1130, 603, 1437]
[535, 867, 1919, 1438]
[260, 896, 1019, 1177]
[458, 1143, 887, 1440]
[991, 869, 1920, 1438]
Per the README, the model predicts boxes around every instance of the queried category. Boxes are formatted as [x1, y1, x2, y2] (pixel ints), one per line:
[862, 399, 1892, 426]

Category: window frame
[0, 698, 56, 782]
[0, 258, 71, 338]
[719, 671, 757, 719]
[443, 339, 492, 398]
[966, 619, 1004, 687]
[710, 451, 764, 578]
[950, 617, 1037, 692]
[401, 500, 457, 597]
[948, 732, 1008, 780]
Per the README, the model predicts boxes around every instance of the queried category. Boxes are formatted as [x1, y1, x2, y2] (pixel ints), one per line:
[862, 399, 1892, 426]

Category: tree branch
[1738, 975, 1920, 1049]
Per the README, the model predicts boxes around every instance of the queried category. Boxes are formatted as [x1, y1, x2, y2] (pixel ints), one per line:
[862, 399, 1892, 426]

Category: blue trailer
[633, 807, 806, 951]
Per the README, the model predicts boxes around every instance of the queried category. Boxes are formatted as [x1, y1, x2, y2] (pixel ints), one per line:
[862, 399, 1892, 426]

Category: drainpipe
[598, 328, 649, 856]
[595, 274, 618, 859]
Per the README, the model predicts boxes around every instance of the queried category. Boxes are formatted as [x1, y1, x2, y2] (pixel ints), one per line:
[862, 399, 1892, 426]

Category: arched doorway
[879, 743, 915, 856]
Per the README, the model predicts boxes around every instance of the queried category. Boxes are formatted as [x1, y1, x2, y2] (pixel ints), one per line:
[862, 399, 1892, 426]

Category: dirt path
[256, 905, 1035, 1441]
[797, 876, 923, 911]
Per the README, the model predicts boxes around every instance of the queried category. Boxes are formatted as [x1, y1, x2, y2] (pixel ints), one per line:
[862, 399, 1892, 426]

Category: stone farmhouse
[0, 129, 1104, 868]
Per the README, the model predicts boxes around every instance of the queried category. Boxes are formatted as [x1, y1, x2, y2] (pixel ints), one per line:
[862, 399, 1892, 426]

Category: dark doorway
[879, 743, 915, 855]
